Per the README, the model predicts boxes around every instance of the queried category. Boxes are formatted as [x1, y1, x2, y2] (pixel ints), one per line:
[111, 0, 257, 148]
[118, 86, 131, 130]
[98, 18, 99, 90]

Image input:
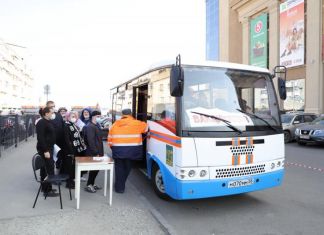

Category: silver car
[281, 113, 317, 143]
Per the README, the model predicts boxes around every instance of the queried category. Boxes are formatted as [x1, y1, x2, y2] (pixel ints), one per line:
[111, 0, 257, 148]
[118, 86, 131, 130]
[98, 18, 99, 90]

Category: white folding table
[75, 156, 114, 209]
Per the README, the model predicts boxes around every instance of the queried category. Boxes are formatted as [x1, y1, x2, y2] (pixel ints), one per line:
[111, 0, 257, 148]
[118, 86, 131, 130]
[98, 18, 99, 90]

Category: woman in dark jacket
[80, 108, 92, 126]
[63, 111, 87, 188]
[84, 110, 104, 193]
[36, 107, 58, 197]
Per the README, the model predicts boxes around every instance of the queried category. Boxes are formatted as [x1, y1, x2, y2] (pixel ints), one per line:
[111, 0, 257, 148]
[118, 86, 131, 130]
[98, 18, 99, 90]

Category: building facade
[208, 0, 324, 114]
[0, 38, 34, 114]
[206, 0, 220, 60]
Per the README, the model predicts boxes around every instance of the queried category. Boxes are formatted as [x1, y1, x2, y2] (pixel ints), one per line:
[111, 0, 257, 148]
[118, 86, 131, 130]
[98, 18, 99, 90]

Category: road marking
[286, 161, 324, 174]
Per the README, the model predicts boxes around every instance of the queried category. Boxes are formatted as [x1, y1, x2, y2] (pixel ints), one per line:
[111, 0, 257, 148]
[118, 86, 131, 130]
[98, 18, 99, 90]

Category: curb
[128, 181, 177, 235]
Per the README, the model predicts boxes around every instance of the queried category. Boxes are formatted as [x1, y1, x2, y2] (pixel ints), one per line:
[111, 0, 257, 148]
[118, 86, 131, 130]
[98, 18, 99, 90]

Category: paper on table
[53, 144, 61, 162]
[93, 156, 109, 161]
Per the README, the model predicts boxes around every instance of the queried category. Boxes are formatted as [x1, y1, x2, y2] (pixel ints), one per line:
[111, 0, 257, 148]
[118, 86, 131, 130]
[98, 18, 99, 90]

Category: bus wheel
[152, 164, 170, 200]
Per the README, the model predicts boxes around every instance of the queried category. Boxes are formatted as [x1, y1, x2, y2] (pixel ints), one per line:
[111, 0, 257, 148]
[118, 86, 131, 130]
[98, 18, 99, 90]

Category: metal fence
[0, 114, 38, 157]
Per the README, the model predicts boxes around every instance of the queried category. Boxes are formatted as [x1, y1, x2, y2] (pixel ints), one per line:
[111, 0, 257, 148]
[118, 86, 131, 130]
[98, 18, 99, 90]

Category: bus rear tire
[152, 163, 171, 200]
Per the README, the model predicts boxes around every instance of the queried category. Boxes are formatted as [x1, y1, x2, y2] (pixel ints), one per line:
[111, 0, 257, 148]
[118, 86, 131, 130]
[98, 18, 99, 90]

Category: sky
[0, 0, 205, 109]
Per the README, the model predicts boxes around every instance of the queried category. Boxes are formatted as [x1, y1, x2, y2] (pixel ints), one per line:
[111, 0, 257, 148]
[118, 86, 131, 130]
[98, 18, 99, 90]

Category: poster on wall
[250, 13, 268, 68]
[279, 0, 305, 68]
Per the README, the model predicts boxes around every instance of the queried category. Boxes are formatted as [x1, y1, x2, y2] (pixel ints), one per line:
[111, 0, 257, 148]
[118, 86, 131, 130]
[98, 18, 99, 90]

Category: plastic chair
[32, 153, 72, 209]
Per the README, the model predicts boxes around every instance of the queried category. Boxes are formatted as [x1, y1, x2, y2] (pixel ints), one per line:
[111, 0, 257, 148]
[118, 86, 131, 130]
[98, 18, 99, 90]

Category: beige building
[217, 0, 324, 114]
[0, 38, 34, 114]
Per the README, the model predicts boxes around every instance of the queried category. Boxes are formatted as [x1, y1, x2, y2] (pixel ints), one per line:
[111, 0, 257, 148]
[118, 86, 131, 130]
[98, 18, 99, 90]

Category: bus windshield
[182, 66, 280, 132]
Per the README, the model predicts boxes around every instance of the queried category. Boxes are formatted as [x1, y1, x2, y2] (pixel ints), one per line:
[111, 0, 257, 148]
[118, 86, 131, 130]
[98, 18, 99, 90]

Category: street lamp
[44, 84, 51, 102]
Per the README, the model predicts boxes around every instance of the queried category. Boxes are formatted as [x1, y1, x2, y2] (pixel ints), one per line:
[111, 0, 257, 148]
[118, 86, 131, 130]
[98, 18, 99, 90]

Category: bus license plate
[228, 179, 254, 188]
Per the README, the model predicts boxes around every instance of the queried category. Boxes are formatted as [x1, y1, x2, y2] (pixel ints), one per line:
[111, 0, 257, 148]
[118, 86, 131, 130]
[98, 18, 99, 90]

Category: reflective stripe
[111, 143, 142, 146]
[110, 134, 142, 138]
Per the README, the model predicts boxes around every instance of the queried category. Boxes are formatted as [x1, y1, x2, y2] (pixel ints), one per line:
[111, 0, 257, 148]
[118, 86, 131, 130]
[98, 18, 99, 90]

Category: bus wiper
[191, 111, 242, 134]
[236, 109, 279, 132]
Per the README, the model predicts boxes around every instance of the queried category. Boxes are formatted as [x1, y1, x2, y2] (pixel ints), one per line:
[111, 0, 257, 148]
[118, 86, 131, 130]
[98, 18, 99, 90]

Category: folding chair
[32, 153, 72, 209]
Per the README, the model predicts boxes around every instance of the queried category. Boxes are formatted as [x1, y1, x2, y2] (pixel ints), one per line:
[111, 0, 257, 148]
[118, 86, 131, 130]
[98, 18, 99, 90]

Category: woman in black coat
[63, 111, 87, 188]
[36, 107, 58, 197]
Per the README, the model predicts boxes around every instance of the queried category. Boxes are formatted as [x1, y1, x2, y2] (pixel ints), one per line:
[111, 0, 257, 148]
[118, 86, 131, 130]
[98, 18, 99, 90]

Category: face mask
[96, 117, 101, 123]
[84, 115, 89, 120]
[51, 113, 56, 120]
[70, 118, 77, 123]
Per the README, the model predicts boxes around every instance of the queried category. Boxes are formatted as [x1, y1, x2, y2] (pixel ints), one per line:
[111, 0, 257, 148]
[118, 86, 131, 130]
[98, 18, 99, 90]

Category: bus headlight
[188, 170, 196, 177]
[200, 170, 207, 177]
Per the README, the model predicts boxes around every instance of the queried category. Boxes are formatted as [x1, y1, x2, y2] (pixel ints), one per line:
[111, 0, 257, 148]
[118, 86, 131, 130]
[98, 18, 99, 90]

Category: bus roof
[150, 60, 270, 74]
[111, 60, 271, 91]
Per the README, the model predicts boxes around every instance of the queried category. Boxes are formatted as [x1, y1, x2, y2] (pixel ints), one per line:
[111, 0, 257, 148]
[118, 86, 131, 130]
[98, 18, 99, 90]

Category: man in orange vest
[108, 109, 148, 193]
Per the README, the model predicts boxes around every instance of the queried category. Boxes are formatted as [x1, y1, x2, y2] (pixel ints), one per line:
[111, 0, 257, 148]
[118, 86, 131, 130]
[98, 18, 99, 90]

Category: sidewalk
[0, 138, 165, 235]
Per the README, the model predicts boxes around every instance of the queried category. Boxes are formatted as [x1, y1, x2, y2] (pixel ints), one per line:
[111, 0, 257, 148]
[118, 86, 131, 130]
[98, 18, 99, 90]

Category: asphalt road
[129, 142, 324, 235]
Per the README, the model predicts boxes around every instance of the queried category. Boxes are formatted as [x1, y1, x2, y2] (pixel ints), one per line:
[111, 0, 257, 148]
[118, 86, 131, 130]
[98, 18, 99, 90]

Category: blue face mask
[96, 117, 101, 123]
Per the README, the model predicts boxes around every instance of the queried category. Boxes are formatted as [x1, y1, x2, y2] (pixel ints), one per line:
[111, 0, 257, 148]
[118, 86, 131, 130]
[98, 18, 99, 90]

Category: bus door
[133, 84, 148, 165]
[133, 84, 148, 121]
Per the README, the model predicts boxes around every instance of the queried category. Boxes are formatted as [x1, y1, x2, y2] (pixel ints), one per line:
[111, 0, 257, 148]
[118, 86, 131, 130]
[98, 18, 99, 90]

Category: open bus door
[132, 85, 148, 121]
[132, 84, 148, 168]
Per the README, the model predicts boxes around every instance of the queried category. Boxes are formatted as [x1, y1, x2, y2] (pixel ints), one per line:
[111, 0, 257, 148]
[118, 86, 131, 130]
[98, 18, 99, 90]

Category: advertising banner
[322, 35, 324, 60]
[279, 0, 305, 68]
[250, 13, 268, 68]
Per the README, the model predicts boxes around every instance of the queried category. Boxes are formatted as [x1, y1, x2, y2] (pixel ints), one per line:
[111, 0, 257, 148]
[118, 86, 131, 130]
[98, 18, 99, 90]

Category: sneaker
[81, 177, 87, 182]
[84, 185, 96, 193]
[41, 188, 57, 193]
[66, 181, 75, 189]
[43, 190, 59, 197]
[93, 184, 102, 190]
[115, 189, 124, 194]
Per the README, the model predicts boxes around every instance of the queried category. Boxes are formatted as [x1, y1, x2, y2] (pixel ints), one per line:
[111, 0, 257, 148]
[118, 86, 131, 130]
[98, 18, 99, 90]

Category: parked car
[281, 112, 317, 143]
[295, 116, 324, 145]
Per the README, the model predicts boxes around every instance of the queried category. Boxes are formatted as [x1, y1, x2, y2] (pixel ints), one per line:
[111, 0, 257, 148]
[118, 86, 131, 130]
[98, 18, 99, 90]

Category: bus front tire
[152, 163, 171, 200]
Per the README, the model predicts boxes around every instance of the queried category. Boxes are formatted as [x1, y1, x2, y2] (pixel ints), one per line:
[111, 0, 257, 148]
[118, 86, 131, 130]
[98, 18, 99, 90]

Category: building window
[206, 0, 219, 60]
[284, 79, 305, 111]
[322, 1, 324, 60]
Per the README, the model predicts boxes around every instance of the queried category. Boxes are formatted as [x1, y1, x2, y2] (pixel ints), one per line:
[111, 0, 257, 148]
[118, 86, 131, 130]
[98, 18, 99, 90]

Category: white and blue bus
[110, 56, 287, 200]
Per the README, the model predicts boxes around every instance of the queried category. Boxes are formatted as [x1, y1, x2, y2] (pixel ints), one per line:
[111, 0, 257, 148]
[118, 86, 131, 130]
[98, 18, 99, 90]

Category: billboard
[250, 13, 268, 68]
[280, 0, 305, 68]
[322, 34, 324, 61]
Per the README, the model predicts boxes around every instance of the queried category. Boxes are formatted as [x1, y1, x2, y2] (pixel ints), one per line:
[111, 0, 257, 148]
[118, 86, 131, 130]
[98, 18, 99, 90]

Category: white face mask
[51, 113, 56, 120]
[70, 117, 77, 123]
[84, 115, 89, 120]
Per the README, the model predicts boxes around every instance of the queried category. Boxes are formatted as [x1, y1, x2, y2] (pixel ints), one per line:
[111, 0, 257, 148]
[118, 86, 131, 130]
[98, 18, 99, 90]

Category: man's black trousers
[114, 158, 132, 192]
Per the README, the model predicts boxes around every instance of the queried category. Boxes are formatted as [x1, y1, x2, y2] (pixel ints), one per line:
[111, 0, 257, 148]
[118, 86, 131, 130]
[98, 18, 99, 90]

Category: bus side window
[147, 69, 176, 133]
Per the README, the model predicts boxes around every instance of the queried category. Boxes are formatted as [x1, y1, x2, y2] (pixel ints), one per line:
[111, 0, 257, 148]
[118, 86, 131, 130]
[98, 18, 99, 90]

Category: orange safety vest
[108, 115, 148, 147]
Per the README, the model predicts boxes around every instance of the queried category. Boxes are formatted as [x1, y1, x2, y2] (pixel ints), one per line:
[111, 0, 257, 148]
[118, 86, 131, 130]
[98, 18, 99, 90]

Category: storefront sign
[250, 13, 268, 68]
[279, 0, 305, 68]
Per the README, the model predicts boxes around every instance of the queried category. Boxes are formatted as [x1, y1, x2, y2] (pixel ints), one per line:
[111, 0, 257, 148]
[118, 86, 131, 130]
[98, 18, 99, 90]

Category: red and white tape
[286, 162, 324, 173]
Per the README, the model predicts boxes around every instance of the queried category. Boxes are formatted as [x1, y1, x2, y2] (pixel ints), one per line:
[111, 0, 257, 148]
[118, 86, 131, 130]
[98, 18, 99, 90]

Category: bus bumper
[172, 170, 284, 200]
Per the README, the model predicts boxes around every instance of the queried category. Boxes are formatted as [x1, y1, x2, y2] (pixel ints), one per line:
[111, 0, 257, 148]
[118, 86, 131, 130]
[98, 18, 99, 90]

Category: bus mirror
[170, 65, 184, 97]
[278, 77, 287, 100]
[273, 66, 287, 100]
